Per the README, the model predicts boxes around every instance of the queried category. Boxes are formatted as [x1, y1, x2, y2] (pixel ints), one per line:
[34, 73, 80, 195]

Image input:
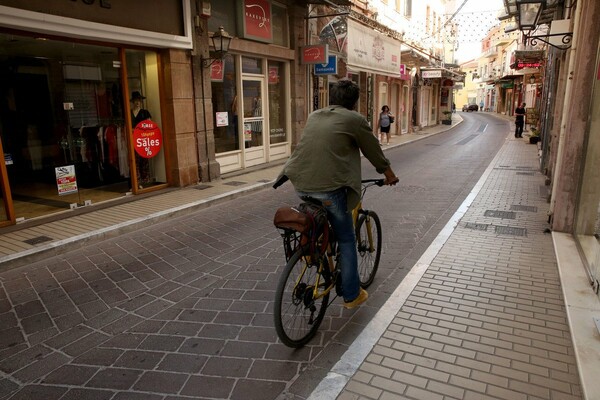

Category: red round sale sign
[133, 119, 162, 158]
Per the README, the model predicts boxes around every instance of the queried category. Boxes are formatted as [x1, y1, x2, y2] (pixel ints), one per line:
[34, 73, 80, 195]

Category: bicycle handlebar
[361, 179, 385, 187]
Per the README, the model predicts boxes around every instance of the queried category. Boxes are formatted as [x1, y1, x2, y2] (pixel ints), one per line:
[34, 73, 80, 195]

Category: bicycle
[273, 179, 384, 348]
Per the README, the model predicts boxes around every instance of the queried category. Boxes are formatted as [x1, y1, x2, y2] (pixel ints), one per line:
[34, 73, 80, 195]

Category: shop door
[241, 78, 266, 167]
[390, 84, 399, 135]
[401, 85, 409, 133]
[0, 136, 15, 226]
[420, 88, 431, 127]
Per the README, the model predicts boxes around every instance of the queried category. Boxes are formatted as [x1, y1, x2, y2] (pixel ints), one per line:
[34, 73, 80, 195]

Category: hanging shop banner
[239, 0, 273, 43]
[346, 19, 401, 77]
[268, 65, 279, 84]
[55, 165, 78, 196]
[314, 55, 337, 75]
[210, 60, 224, 82]
[133, 120, 163, 158]
[301, 44, 329, 64]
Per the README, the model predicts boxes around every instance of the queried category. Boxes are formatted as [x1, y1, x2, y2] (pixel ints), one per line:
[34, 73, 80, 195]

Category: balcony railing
[482, 45, 499, 59]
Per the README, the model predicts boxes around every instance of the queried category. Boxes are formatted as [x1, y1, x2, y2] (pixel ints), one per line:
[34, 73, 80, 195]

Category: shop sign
[515, 61, 541, 70]
[133, 120, 162, 158]
[422, 70, 442, 79]
[314, 55, 337, 75]
[240, 0, 273, 43]
[210, 60, 224, 82]
[346, 19, 401, 76]
[55, 165, 78, 196]
[301, 44, 329, 64]
[399, 64, 410, 80]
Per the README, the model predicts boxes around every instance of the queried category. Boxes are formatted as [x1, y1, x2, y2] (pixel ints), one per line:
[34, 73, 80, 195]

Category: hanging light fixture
[202, 26, 232, 68]
[516, 0, 545, 31]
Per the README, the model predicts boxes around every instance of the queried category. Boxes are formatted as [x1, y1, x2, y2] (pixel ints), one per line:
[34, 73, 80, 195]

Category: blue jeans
[296, 188, 360, 301]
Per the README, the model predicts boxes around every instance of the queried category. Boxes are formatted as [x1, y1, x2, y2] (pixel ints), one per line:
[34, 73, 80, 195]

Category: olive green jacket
[277, 105, 391, 210]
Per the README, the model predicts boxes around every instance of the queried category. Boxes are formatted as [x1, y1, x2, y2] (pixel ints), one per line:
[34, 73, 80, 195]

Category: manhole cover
[223, 181, 246, 186]
[511, 205, 538, 212]
[484, 210, 516, 219]
[24, 236, 53, 245]
[465, 222, 488, 231]
[495, 226, 527, 236]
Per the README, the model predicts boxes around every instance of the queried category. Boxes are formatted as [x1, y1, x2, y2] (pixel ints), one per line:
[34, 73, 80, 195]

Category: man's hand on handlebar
[383, 167, 399, 186]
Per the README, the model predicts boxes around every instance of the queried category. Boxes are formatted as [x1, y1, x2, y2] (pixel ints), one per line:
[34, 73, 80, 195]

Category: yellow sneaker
[344, 288, 368, 309]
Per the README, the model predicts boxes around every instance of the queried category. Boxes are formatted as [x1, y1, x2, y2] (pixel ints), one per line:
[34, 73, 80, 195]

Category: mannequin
[130, 91, 151, 189]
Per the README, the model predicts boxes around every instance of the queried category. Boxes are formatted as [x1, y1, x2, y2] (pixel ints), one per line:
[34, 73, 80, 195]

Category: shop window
[268, 61, 287, 144]
[272, 2, 289, 47]
[242, 56, 263, 74]
[0, 32, 166, 221]
[208, 0, 238, 37]
[125, 50, 166, 190]
[213, 54, 240, 154]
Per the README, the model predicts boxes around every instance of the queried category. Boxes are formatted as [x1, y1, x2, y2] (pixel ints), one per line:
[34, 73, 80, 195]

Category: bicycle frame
[297, 179, 384, 302]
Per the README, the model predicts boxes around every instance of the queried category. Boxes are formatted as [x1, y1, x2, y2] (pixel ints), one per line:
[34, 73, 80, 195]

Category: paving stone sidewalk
[333, 134, 583, 400]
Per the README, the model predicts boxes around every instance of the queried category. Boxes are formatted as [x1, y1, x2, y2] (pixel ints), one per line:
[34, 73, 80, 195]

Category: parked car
[462, 104, 469, 112]
[463, 104, 479, 112]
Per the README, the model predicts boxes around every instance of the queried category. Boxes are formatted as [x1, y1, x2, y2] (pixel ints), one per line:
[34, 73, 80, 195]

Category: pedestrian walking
[377, 105, 393, 145]
[515, 102, 526, 138]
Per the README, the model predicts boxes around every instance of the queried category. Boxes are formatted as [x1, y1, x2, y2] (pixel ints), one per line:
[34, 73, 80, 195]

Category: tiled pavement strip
[312, 125, 595, 400]
[0, 113, 597, 399]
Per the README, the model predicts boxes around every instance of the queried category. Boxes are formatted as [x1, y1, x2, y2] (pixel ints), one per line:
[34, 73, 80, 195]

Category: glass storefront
[213, 54, 239, 154]
[0, 33, 165, 221]
[574, 44, 600, 300]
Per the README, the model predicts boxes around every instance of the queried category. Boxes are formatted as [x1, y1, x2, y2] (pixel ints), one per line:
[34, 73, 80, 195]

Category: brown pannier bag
[273, 206, 310, 232]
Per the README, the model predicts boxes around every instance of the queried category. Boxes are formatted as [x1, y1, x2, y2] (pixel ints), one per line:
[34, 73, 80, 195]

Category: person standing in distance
[515, 102, 526, 138]
[275, 80, 399, 309]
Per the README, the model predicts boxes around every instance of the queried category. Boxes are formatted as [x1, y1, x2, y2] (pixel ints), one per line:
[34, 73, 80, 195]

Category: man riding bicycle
[275, 80, 399, 309]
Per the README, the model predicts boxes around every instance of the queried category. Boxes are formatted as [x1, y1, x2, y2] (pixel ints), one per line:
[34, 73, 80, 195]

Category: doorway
[241, 77, 266, 167]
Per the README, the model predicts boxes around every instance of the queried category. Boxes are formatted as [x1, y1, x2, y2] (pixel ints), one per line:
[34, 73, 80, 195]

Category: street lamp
[202, 26, 232, 68]
[517, 0, 545, 31]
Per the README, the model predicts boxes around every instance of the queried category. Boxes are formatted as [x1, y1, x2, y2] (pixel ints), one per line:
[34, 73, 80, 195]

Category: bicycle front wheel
[273, 250, 331, 348]
[356, 210, 382, 288]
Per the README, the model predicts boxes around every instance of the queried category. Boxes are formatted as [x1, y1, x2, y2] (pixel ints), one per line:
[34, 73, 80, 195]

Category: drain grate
[193, 184, 213, 190]
[465, 222, 489, 231]
[484, 210, 516, 219]
[223, 181, 246, 186]
[495, 226, 527, 236]
[516, 172, 535, 176]
[23, 235, 53, 245]
[511, 205, 538, 212]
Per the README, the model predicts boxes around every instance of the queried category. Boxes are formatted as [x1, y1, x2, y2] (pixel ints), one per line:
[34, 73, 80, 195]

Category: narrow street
[1, 112, 510, 400]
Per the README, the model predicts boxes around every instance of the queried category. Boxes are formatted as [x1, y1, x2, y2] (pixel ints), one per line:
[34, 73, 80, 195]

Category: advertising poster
[55, 165, 78, 196]
[133, 120, 163, 158]
[216, 112, 229, 127]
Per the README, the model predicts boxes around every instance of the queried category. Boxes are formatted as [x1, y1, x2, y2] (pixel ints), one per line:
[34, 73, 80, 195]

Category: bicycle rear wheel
[274, 250, 331, 348]
[355, 210, 382, 288]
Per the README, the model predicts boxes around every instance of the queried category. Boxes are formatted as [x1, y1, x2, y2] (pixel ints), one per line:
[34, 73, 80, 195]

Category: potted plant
[442, 111, 452, 125]
[529, 127, 540, 144]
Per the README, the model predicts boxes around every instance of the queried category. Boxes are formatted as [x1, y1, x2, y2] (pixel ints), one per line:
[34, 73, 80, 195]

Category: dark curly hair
[329, 79, 360, 110]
